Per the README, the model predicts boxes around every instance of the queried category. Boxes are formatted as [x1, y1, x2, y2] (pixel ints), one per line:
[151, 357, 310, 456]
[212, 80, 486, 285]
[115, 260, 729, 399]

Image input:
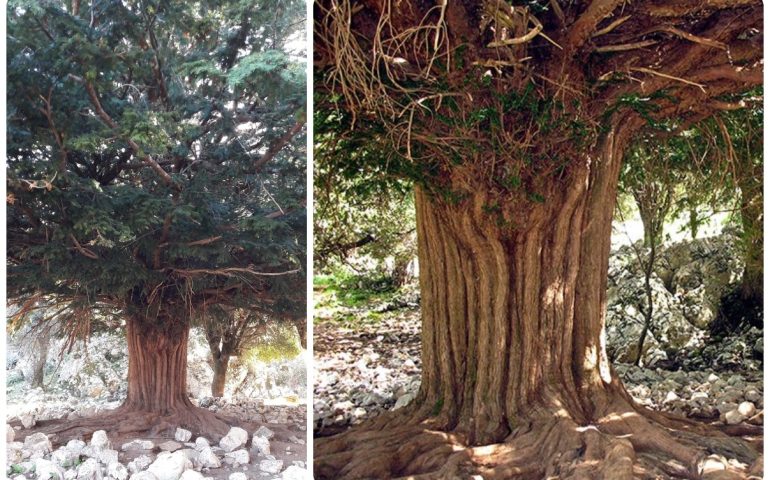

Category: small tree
[619, 140, 679, 365]
[8, 0, 306, 439]
[201, 303, 304, 398]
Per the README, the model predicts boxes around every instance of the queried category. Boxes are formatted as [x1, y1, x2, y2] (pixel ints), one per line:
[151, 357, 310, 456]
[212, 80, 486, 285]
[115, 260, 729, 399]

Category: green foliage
[243, 323, 302, 363]
[315, 98, 416, 278]
[7, 0, 306, 328]
[618, 87, 762, 266]
[314, 272, 398, 309]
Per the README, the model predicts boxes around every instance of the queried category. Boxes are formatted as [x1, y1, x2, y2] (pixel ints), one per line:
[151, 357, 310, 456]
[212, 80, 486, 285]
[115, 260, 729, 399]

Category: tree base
[30, 404, 232, 446]
[315, 395, 761, 479]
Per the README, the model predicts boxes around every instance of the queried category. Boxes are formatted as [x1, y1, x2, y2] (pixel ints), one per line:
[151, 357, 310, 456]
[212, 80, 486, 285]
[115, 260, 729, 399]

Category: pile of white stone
[6, 426, 307, 480]
[617, 365, 763, 427]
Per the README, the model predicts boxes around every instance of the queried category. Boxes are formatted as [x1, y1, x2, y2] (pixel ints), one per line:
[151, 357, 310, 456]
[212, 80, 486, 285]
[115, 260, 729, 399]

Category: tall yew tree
[314, 0, 762, 478]
[7, 0, 306, 439]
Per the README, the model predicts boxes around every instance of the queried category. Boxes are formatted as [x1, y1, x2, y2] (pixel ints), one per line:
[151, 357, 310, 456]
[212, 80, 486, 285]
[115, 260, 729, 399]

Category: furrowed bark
[123, 315, 194, 413]
[412, 132, 625, 445]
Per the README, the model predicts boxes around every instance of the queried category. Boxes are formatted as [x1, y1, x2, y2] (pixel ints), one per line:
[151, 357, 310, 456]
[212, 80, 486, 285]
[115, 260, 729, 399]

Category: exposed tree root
[27, 404, 232, 447]
[315, 395, 762, 480]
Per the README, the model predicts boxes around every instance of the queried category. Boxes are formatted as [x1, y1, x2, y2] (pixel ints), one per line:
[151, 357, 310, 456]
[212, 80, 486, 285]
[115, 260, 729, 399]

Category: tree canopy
[8, 0, 307, 330]
[315, 0, 762, 216]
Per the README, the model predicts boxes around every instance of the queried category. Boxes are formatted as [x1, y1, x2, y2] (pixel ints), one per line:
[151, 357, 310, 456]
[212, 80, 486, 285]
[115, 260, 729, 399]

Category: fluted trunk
[413, 133, 625, 445]
[122, 315, 194, 413]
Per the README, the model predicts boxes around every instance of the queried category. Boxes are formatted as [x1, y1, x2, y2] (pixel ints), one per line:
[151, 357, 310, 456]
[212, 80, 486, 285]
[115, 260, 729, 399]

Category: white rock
[127, 455, 153, 474]
[663, 391, 679, 403]
[147, 451, 192, 480]
[121, 440, 154, 451]
[281, 466, 309, 480]
[225, 449, 250, 466]
[20, 414, 36, 429]
[129, 473, 159, 480]
[157, 440, 183, 452]
[90, 430, 112, 450]
[228, 474, 248, 480]
[98, 448, 119, 465]
[393, 393, 414, 410]
[34, 458, 64, 480]
[737, 401, 756, 417]
[81, 445, 100, 459]
[700, 454, 727, 474]
[725, 410, 746, 425]
[176, 449, 201, 469]
[7, 424, 15, 442]
[179, 471, 205, 480]
[707, 373, 720, 383]
[252, 435, 270, 455]
[66, 439, 87, 456]
[253, 426, 274, 440]
[197, 447, 221, 469]
[219, 427, 248, 452]
[175, 428, 192, 443]
[193, 437, 209, 451]
[745, 388, 762, 403]
[8, 441, 25, 463]
[24, 432, 52, 456]
[260, 459, 284, 474]
[51, 447, 79, 468]
[690, 392, 709, 403]
[76, 458, 103, 479]
[107, 462, 129, 480]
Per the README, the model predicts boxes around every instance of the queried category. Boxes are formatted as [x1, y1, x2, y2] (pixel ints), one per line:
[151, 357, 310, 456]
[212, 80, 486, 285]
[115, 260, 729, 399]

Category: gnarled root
[27, 403, 231, 446]
[315, 395, 761, 479]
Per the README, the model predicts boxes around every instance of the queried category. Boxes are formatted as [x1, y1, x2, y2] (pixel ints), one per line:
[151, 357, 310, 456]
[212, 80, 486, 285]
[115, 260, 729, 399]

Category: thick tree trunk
[38, 313, 230, 442]
[122, 315, 194, 413]
[412, 135, 623, 446]
[315, 131, 758, 479]
[211, 353, 230, 398]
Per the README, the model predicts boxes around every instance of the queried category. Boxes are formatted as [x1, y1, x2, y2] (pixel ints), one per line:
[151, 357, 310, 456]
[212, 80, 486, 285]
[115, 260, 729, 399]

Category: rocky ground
[314, 232, 764, 441]
[606, 231, 762, 368]
[6, 329, 308, 479]
[314, 305, 763, 435]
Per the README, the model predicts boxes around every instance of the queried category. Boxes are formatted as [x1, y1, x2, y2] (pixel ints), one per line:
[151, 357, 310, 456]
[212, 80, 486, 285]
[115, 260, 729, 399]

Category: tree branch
[170, 267, 301, 278]
[254, 120, 305, 171]
[83, 81, 178, 189]
[566, 0, 625, 50]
